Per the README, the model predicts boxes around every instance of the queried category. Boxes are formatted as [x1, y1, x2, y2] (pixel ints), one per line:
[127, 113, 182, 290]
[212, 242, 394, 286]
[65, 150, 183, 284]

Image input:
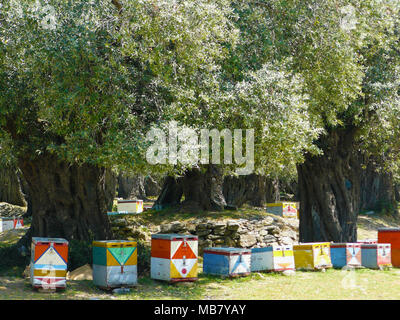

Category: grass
[2, 268, 400, 300]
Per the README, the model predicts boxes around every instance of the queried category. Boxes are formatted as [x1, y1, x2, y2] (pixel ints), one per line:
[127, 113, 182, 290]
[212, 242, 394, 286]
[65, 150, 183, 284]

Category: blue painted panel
[331, 247, 347, 268]
[203, 253, 229, 276]
[361, 248, 378, 268]
[251, 247, 273, 254]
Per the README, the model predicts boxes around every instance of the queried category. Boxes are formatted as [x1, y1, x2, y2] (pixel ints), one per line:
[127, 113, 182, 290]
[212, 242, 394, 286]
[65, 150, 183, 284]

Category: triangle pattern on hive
[35, 246, 67, 266]
[170, 259, 197, 278]
[172, 241, 197, 260]
[348, 247, 361, 265]
[108, 247, 136, 266]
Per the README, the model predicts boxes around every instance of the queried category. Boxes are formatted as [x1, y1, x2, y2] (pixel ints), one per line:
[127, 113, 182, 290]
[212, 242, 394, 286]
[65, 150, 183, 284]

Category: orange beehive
[378, 228, 400, 267]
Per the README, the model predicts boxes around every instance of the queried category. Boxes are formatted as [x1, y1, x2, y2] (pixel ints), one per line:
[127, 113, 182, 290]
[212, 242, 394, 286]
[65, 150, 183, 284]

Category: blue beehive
[330, 243, 362, 268]
[361, 243, 392, 269]
[202, 247, 251, 277]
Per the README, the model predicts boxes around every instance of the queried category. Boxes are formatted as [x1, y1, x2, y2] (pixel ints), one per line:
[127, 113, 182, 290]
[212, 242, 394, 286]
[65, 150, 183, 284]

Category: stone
[160, 223, 172, 233]
[112, 218, 128, 227]
[263, 235, 277, 243]
[238, 234, 257, 248]
[0, 202, 26, 218]
[196, 229, 212, 237]
[282, 270, 296, 276]
[279, 236, 294, 245]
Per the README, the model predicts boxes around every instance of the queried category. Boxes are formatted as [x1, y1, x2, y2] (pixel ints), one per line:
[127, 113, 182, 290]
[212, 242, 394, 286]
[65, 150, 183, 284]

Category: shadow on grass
[357, 212, 400, 232]
[131, 205, 270, 226]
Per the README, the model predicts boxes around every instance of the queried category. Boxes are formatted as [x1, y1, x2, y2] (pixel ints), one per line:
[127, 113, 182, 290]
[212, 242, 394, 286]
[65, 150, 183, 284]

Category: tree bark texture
[297, 126, 361, 242]
[359, 155, 397, 213]
[18, 153, 114, 241]
[0, 164, 26, 206]
[223, 174, 279, 208]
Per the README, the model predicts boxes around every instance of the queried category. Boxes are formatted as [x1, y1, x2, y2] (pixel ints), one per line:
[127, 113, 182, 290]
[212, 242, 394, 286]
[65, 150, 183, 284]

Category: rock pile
[110, 213, 299, 253]
[0, 202, 27, 218]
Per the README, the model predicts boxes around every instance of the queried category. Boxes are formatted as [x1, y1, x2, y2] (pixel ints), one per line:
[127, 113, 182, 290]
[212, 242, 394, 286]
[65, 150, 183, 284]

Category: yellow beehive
[266, 202, 298, 218]
[293, 242, 332, 270]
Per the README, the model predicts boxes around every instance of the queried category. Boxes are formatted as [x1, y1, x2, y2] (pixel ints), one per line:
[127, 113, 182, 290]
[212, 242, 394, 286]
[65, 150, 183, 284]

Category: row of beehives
[29, 228, 400, 290]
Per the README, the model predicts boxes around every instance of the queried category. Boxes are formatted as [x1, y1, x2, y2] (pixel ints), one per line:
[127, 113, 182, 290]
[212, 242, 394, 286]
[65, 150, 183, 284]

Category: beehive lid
[251, 244, 292, 253]
[378, 228, 400, 233]
[117, 199, 142, 203]
[294, 242, 330, 249]
[361, 243, 391, 248]
[151, 234, 198, 240]
[92, 240, 137, 247]
[0, 217, 14, 221]
[331, 243, 360, 248]
[32, 237, 68, 244]
[203, 247, 251, 255]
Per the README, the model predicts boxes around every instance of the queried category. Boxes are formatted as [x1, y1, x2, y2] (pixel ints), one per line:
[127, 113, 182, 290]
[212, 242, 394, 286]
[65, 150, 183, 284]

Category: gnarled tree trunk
[180, 165, 226, 211]
[223, 174, 279, 208]
[359, 155, 397, 214]
[297, 126, 361, 242]
[18, 153, 114, 241]
[117, 172, 147, 200]
[153, 176, 184, 209]
[0, 164, 26, 206]
[154, 165, 227, 211]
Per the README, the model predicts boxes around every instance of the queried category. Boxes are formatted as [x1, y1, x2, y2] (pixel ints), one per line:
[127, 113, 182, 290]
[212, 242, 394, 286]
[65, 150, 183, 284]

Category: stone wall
[110, 214, 299, 253]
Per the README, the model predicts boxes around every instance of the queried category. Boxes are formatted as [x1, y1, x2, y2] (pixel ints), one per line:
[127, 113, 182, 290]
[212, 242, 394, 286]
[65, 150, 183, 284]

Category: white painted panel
[151, 257, 171, 281]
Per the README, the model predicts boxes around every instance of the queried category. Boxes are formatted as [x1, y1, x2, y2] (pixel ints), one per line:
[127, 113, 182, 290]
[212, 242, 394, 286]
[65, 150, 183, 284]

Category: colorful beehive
[203, 247, 251, 277]
[360, 243, 391, 269]
[330, 243, 362, 268]
[92, 240, 138, 289]
[117, 200, 143, 213]
[30, 237, 68, 290]
[357, 239, 377, 244]
[378, 228, 400, 267]
[266, 202, 298, 218]
[0, 217, 24, 232]
[250, 245, 295, 272]
[293, 242, 332, 270]
[151, 234, 198, 282]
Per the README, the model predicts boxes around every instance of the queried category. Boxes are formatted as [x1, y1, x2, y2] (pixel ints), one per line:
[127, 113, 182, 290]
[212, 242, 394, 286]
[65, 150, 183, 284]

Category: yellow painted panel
[170, 261, 181, 279]
[125, 249, 138, 266]
[293, 249, 314, 269]
[187, 261, 198, 278]
[106, 250, 121, 266]
[273, 250, 294, 257]
[33, 269, 67, 277]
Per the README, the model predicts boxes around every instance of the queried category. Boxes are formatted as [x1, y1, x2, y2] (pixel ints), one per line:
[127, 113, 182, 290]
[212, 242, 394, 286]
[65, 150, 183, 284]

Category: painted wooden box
[361, 243, 391, 269]
[30, 237, 68, 289]
[203, 247, 251, 277]
[250, 245, 295, 272]
[0, 217, 24, 232]
[92, 240, 138, 289]
[293, 242, 332, 270]
[330, 243, 361, 268]
[266, 202, 298, 218]
[378, 228, 400, 267]
[151, 234, 198, 282]
[117, 200, 143, 214]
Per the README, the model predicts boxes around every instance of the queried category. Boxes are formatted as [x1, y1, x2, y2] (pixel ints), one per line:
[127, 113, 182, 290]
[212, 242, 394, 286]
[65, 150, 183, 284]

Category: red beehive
[378, 228, 400, 267]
